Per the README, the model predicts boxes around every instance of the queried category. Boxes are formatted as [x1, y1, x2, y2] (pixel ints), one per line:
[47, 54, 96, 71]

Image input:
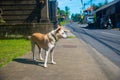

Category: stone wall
[0, 0, 38, 24]
[0, 23, 53, 38]
[0, 0, 56, 37]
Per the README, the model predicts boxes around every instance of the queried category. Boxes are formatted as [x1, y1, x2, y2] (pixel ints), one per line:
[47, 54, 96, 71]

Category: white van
[86, 16, 94, 24]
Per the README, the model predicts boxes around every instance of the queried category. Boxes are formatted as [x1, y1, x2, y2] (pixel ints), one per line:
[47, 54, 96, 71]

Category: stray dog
[31, 25, 67, 67]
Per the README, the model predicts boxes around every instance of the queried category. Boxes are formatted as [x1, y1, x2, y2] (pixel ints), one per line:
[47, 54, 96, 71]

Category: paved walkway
[0, 31, 108, 80]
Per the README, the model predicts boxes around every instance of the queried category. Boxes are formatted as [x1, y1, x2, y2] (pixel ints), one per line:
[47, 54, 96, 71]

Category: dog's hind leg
[35, 44, 44, 61]
[39, 48, 44, 61]
[31, 42, 36, 61]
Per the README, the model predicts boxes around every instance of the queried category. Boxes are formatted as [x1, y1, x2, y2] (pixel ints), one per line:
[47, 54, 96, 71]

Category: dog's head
[55, 25, 68, 39]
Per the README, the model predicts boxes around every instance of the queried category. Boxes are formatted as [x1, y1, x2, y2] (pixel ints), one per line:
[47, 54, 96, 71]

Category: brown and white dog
[31, 25, 67, 67]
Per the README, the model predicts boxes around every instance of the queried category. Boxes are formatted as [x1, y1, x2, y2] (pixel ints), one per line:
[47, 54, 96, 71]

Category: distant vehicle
[86, 16, 94, 24]
[100, 16, 113, 29]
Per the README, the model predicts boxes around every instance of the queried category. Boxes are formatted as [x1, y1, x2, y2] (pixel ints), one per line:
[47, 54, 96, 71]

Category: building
[95, 0, 120, 28]
[0, 0, 58, 37]
[83, 6, 95, 25]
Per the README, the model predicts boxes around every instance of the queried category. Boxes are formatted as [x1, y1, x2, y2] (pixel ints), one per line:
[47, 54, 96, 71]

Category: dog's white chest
[48, 42, 55, 49]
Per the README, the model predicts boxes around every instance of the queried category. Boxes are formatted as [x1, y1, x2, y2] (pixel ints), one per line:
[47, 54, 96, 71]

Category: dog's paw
[40, 58, 44, 61]
[33, 58, 36, 61]
[51, 61, 56, 64]
[43, 64, 47, 68]
[39, 56, 44, 61]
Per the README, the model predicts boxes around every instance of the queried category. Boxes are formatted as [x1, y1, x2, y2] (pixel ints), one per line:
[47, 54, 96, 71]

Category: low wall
[0, 23, 53, 38]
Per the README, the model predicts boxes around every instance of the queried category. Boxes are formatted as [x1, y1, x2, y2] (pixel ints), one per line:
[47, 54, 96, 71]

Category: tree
[57, 7, 66, 22]
[71, 13, 82, 22]
[92, 0, 109, 10]
[65, 6, 70, 19]
[57, 7, 70, 22]
[71, 14, 75, 21]
[92, 3, 104, 10]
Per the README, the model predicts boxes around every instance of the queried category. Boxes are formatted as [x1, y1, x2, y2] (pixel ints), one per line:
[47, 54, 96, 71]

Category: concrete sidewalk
[0, 31, 108, 80]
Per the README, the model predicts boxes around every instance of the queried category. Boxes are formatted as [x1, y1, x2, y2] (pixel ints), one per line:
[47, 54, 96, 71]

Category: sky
[58, 0, 114, 15]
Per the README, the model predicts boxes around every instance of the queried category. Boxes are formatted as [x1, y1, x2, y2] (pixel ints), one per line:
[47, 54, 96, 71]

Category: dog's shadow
[13, 58, 44, 67]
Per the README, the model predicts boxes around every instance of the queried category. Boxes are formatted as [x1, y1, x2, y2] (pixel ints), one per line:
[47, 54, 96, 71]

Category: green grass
[60, 20, 69, 26]
[0, 39, 31, 67]
[67, 36, 76, 38]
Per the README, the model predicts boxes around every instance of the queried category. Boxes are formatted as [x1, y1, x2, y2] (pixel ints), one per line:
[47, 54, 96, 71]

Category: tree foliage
[57, 6, 70, 22]
[65, 6, 70, 19]
[71, 13, 82, 22]
[92, 2, 107, 10]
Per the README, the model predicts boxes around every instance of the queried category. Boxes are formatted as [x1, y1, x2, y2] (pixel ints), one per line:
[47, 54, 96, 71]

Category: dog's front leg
[50, 48, 56, 64]
[44, 49, 50, 68]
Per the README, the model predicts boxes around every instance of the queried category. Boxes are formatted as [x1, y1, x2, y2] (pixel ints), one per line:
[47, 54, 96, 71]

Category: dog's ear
[55, 26, 61, 33]
[57, 25, 69, 33]
[57, 25, 61, 28]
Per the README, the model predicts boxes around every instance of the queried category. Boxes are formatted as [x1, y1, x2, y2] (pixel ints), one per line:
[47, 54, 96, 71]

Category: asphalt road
[65, 22, 120, 79]
[66, 23, 120, 67]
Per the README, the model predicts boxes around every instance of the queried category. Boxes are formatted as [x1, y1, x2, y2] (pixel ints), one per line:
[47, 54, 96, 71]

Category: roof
[95, 0, 120, 12]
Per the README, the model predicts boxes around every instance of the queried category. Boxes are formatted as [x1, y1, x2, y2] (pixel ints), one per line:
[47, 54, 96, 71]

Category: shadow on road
[13, 58, 44, 67]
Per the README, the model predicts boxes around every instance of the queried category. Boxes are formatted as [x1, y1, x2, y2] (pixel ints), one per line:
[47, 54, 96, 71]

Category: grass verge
[60, 20, 69, 26]
[0, 39, 31, 68]
[67, 36, 76, 38]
